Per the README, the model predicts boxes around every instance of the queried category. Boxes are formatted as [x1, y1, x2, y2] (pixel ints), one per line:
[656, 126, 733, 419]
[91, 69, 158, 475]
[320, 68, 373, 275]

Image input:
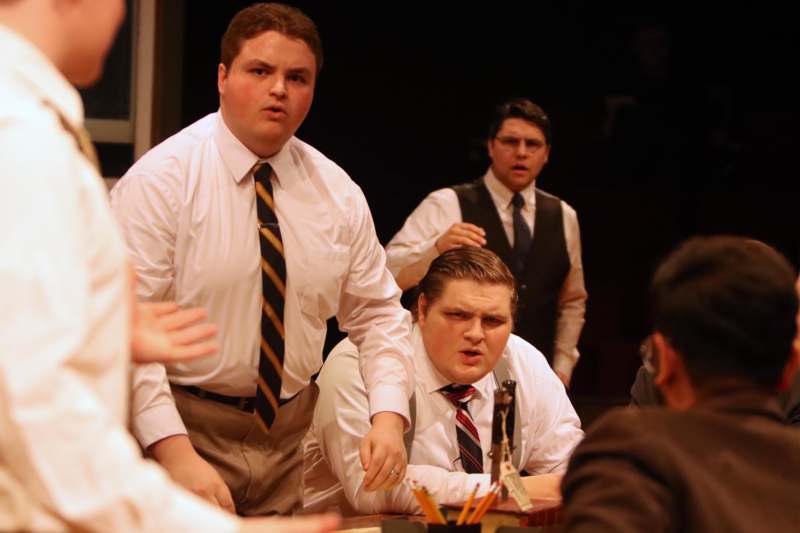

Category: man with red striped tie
[303, 247, 583, 514]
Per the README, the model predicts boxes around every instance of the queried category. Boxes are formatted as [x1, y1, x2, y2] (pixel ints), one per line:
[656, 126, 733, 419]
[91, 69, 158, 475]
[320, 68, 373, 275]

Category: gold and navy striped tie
[253, 163, 286, 431]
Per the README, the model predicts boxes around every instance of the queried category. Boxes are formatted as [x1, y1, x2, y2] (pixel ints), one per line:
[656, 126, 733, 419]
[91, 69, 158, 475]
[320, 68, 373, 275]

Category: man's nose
[464, 318, 484, 342]
[269, 76, 287, 98]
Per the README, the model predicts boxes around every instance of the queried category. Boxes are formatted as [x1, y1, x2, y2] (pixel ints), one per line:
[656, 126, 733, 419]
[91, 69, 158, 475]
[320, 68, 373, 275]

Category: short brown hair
[488, 98, 552, 145]
[415, 247, 518, 318]
[220, 3, 323, 72]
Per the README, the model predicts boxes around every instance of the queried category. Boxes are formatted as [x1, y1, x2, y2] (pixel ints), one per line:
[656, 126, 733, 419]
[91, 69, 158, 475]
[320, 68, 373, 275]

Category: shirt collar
[265, 138, 301, 190]
[0, 24, 84, 130]
[412, 324, 494, 401]
[483, 168, 537, 210]
[213, 110, 260, 184]
[213, 109, 300, 189]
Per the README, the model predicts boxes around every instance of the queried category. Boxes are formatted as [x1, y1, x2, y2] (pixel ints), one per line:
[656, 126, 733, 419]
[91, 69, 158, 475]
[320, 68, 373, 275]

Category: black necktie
[253, 163, 286, 431]
[440, 384, 484, 474]
[511, 192, 531, 278]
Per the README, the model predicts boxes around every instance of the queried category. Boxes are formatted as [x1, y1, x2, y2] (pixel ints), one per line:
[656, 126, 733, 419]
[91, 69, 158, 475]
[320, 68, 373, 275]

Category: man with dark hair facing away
[561, 236, 800, 532]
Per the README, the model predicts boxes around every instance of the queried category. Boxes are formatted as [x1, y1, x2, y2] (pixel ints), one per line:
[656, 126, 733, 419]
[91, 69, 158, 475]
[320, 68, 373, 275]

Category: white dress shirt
[0, 25, 236, 532]
[303, 326, 583, 515]
[385, 170, 587, 380]
[111, 112, 414, 447]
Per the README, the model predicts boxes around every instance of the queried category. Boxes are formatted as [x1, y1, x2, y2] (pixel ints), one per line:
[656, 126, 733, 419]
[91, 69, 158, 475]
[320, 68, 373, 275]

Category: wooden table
[337, 498, 562, 532]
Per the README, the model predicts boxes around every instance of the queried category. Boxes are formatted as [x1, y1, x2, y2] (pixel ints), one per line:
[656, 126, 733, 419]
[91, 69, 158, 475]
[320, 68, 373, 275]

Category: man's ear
[653, 331, 698, 410]
[217, 63, 228, 95]
[652, 332, 676, 387]
[417, 293, 429, 327]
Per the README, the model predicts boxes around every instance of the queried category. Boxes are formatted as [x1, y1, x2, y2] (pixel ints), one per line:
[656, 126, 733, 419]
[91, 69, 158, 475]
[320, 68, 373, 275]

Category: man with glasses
[386, 98, 586, 386]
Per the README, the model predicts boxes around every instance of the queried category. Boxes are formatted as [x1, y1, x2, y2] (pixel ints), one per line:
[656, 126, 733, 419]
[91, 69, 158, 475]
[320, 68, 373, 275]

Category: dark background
[175, 2, 797, 407]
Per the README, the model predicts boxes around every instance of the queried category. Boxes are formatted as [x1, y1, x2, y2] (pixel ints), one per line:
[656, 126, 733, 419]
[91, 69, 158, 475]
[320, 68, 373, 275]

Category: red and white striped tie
[440, 384, 484, 473]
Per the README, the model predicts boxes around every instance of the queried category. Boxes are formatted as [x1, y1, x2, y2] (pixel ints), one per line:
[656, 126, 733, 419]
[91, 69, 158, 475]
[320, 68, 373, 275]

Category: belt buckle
[238, 397, 250, 411]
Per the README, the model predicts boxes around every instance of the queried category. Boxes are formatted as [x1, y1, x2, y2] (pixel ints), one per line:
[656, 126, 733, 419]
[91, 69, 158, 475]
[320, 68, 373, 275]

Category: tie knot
[511, 192, 525, 209]
[254, 162, 273, 184]
[440, 384, 477, 405]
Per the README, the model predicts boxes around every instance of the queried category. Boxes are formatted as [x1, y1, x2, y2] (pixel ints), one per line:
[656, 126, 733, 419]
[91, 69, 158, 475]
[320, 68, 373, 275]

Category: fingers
[168, 322, 218, 346]
[361, 440, 385, 491]
[377, 448, 406, 491]
[453, 235, 485, 248]
[214, 482, 236, 514]
[244, 513, 341, 533]
[138, 301, 180, 317]
[457, 222, 487, 239]
[359, 436, 371, 472]
[281, 514, 341, 533]
[438, 223, 487, 252]
[312, 513, 342, 533]
[172, 340, 219, 362]
[157, 306, 209, 332]
[369, 449, 398, 492]
[194, 465, 235, 513]
[390, 461, 407, 489]
[195, 485, 219, 508]
[377, 464, 403, 491]
[363, 443, 406, 492]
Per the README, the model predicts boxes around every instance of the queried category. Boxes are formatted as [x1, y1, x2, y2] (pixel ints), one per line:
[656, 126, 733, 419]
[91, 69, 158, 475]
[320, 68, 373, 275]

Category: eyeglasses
[494, 135, 546, 153]
[640, 335, 657, 375]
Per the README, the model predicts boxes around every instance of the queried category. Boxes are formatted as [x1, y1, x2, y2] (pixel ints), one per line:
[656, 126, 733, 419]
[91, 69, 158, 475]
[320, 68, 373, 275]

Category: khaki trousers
[173, 384, 319, 516]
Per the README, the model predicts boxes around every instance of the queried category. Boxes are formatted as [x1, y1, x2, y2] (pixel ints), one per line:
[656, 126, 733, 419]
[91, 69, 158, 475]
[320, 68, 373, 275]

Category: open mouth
[512, 164, 528, 172]
[264, 105, 286, 117]
[460, 349, 482, 358]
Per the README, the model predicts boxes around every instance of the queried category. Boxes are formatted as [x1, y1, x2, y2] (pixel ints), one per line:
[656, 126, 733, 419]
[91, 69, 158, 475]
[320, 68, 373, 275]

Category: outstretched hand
[131, 301, 218, 364]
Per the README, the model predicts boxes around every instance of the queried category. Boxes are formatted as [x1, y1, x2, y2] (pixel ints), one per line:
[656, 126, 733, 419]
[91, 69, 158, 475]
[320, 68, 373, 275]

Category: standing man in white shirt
[0, 0, 337, 531]
[111, 2, 414, 515]
[304, 247, 583, 514]
[386, 98, 586, 387]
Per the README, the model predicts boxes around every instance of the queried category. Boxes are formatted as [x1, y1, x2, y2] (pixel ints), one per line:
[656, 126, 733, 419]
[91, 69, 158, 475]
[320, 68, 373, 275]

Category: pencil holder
[428, 521, 481, 532]
[381, 518, 426, 533]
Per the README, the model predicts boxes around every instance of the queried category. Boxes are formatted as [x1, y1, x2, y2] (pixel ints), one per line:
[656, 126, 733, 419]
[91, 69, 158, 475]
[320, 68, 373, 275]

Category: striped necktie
[440, 384, 484, 473]
[73, 124, 100, 172]
[46, 103, 101, 173]
[253, 162, 286, 431]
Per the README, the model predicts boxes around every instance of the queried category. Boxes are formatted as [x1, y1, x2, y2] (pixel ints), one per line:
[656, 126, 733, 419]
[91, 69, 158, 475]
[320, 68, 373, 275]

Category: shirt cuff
[131, 402, 188, 449]
[368, 384, 411, 430]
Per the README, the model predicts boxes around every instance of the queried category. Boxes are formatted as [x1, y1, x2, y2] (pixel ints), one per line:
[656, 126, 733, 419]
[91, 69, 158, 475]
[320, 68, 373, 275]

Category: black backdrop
[179, 1, 799, 400]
